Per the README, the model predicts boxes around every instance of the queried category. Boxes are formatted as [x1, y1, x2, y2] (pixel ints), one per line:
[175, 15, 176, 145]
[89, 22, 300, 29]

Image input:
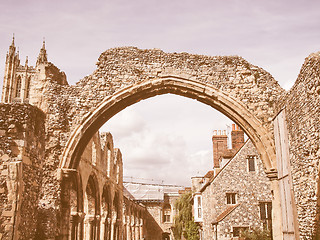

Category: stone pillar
[139, 218, 144, 239]
[126, 216, 131, 240]
[95, 215, 101, 240]
[59, 170, 74, 240]
[135, 220, 140, 240]
[266, 169, 283, 240]
[131, 223, 135, 240]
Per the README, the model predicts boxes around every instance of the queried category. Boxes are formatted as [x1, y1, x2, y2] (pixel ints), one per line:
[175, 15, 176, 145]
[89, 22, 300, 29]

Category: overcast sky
[1, 0, 320, 186]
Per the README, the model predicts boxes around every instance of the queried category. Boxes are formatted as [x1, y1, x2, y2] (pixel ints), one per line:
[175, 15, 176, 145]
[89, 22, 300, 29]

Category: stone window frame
[226, 192, 237, 205]
[247, 155, 257, 172]
[163, 204, 172, 223]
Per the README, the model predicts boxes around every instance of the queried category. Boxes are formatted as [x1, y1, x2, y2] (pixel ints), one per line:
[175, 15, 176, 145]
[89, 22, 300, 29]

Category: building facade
[123, 182, 188, 240]
[193, 126, 272, 239]
[2, 37, 320, 238]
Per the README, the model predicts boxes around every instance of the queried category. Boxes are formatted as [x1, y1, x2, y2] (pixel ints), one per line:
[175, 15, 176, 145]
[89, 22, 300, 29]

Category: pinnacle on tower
[8, 34, 16, 55]
[36, 38, 48, 66]
[25, 56, 28, 67]
[11, 34, 15, 46]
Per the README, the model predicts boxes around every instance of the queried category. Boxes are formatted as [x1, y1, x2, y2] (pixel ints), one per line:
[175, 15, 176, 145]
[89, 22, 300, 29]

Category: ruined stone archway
[59, 76, 276, 172]
[5, 44, 312, 239]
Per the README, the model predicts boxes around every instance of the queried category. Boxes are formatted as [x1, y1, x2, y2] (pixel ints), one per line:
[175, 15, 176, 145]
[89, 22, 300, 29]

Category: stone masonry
[193, 129, 272, 239]
[0, 37, 320, 239]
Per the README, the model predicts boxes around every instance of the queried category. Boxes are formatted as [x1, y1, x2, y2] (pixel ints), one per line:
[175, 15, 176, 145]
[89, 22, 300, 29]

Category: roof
[123, 182, 185, 202]
[200, 139, 250, 193]
[212, 204, 240, 224]
[204, 170, 214, 178]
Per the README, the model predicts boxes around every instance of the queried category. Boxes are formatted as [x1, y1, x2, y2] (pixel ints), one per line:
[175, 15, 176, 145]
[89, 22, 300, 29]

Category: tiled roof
[212, 204, 240, 224]
[204, 170, 214, 178]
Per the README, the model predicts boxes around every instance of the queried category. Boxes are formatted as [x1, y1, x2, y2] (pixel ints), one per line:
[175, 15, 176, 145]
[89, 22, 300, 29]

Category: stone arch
[68, 171, 84, 239]
[101, 184, 112, 240]
[84, 173, 100, 240]
[60, 76, 276, 173]
[112, 191, 121, 240]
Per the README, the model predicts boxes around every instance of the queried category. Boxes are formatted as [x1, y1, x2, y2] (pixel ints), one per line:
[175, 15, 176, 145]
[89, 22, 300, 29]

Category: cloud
[102, 94, 233, 186]
[101, 108, 146, 139]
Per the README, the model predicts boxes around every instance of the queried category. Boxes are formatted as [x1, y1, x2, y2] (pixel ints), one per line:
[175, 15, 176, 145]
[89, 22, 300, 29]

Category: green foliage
[241, 227, 272, 240]
[172, 192, 200, 240]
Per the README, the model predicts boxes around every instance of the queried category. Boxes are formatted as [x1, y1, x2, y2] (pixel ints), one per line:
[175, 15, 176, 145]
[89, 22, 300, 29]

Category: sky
[0, 0, 320, 186]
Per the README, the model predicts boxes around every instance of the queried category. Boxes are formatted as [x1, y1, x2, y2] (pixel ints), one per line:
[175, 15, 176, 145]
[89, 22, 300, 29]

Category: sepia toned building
[193, 126, 272, 239]
[124, 182, 188, 240]
[1, 37, 320, 239]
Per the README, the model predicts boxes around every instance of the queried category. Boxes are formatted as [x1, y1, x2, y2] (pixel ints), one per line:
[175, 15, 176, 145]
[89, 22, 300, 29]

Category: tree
[241, 227, 272, 240]
[172, 192, 199, 240]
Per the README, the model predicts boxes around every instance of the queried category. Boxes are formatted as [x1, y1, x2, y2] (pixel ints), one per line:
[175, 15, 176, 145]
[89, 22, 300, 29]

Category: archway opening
[60, 77, 276, 172]
[59, 77, 279, 240]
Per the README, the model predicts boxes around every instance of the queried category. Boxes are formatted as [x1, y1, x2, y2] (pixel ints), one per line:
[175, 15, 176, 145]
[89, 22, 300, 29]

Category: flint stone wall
[34, 47, 284, 238]
[279, 52, 320, 238]
[201, 140, 272, 239]
[2, 47, 320, 238]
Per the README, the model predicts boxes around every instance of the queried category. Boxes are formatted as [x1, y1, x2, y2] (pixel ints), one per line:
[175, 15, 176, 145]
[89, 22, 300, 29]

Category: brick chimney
[212, 130, 228, 168]
[231, 124, 244, 151]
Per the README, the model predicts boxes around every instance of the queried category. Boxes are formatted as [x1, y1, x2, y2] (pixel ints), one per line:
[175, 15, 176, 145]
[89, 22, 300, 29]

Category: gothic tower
[1, 36, 20, 103]
[1, 37, 67, 109]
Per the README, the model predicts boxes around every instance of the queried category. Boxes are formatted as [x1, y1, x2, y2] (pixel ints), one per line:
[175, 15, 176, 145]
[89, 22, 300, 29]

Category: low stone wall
[0, 103, 45, 239]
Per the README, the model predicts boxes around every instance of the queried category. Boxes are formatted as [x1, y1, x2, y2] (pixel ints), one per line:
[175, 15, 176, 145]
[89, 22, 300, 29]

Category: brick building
[192, 125, 272, 239]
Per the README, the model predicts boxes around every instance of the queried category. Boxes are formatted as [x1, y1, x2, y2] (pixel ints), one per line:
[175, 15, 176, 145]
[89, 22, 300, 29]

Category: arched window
[15, 76, 21, 98]
[102, 185, 112, 240]
[25, 76, 31, 98]
[84, 175, 99, 240]
[92, 141, 97, 166]
[163, 204, 171, 223]
[69, 175, 83, 240]
[106, 143, 111, 176]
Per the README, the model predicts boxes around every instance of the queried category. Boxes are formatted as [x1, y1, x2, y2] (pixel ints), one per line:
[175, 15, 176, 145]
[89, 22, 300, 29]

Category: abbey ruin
[0, 37, 319, 239]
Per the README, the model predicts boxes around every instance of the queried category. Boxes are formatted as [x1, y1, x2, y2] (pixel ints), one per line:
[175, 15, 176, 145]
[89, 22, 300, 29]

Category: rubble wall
[0, 103, 45, 239]
[200, 140, 271, 239]
[281, 52, 320, 239]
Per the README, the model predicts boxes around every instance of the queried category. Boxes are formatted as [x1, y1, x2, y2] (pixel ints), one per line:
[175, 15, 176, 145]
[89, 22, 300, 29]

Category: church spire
[36, 38, 48, 66]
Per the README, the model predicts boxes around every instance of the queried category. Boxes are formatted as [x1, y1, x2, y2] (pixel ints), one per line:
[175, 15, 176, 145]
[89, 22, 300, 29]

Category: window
[197, 196, 202, 218]
[15, 76, 21, 98]
[233, 227, 249, 237]
[163, 205, 171, 223]
[247, 155, 256, 172]
[226, 193, 236, 204]
[25, 77, 30, 98]
[260, 202, 272, 220]
[92, 141, 97, 166]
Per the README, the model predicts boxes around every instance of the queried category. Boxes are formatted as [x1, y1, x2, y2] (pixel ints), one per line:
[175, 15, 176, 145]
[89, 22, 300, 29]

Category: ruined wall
[0, 103, 45, 239]
[35, 47, 284, 237]
[67, 47, 284, 133]
[200, 140, 272, 239]
[280, 52, 320, 239]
